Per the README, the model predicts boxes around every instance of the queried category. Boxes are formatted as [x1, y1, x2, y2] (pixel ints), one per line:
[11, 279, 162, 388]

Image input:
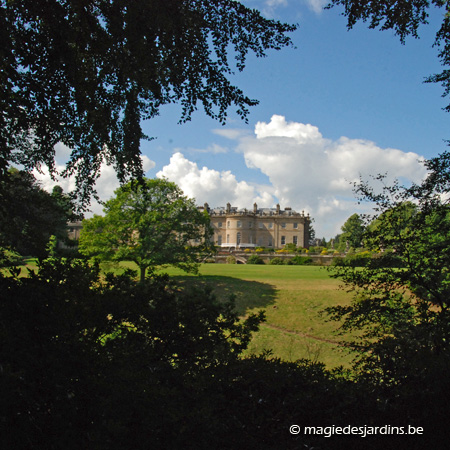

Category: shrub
[247, 254, 264, 265]
[1, 257, 266, 449]
[284, 243, 297, 253]
[226, 255, 236, 264]
[0, 248, 23, 267]
[290, 256, 313, 265]
[269, 257, 284, 265]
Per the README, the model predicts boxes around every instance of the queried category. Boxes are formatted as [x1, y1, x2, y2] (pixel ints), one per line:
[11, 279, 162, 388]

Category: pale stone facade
[200, 202, 311, 249]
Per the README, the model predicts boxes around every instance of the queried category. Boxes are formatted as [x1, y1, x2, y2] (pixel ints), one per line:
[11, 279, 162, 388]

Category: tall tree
[1, 0, 296, 203]
[0, 168, 71, 258]
[338, 213, 365, 250]
[327, 167, 450, 432]
[79, 178, 213, 282]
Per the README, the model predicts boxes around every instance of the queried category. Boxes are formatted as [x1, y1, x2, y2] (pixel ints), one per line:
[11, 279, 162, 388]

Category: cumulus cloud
[34, 144, 156, 215]
[156, 152, 276, 208]
[237, 115, 427, 236]
[158, 115, 427, 237]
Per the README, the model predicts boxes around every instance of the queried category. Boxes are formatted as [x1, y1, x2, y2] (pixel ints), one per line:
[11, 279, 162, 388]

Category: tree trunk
[139, 265, 147, 283]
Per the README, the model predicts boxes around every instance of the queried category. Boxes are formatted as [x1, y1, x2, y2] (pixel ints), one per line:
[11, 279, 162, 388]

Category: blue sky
[38, 0, 449, 238]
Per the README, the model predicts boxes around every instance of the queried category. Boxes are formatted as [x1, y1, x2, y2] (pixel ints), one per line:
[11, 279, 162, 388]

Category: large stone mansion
[66, 202, 311, 250]
[199, 202, 311, 250]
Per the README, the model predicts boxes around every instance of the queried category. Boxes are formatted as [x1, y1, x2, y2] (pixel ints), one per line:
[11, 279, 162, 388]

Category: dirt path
[261, 322, 344, 346]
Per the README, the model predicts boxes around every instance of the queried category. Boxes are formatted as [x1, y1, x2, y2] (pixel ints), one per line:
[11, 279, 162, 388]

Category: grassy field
[11, 259, 356, 368]
[155, 264, 355, 368]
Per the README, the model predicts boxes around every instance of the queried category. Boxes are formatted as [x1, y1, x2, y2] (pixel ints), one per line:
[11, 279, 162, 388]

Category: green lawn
[156, 264, 355, 368]
[11, 259, 356, 368]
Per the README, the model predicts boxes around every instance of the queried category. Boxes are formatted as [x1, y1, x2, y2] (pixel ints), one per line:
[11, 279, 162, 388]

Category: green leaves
[79, 178, 213, 282]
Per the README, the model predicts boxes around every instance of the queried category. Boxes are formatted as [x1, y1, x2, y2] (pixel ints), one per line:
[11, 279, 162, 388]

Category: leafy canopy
[79, 178, 213, 281]
[328, 166, 450, 388]
[0, 168, 73, 258]
[339, 213, 365, 250]
[1, 0, 296, 203]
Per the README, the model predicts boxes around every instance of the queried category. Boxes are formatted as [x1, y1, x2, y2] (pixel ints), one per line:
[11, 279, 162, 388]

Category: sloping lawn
[157, 264, 355, 368]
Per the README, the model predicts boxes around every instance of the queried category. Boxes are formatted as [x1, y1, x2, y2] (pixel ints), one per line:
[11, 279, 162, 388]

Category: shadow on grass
[171, 275, 277, 316]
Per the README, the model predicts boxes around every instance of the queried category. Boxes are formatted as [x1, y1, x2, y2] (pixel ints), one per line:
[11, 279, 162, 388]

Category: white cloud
[262, 0, 288, 17]
[159, 116, 427, 238]
[251, 0, 325, 16]
[212, 128, 250, 140]
[156, 152, 276, 208]
[34, 119, 428, 239]
[237, 115, 427, 236]
[34, 144, 156, 215]
[304, 0, 327, 14]
[183, 143, 228, 154]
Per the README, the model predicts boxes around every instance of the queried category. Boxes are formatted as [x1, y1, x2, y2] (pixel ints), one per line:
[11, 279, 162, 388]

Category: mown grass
[153, 264, 356, 368]
[10, 259, 356, 368]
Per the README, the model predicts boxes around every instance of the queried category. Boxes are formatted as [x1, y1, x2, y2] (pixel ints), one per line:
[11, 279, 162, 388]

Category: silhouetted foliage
[1, 0, 296, 203]
[327, 164, 450, 446]
[0, 168, 72, 258]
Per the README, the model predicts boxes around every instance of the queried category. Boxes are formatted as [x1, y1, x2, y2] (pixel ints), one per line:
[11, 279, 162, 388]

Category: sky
[35, 0, 449, 238]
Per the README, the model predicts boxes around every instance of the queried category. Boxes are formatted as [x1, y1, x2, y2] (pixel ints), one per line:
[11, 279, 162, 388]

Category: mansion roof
[200, 202, 310, 219]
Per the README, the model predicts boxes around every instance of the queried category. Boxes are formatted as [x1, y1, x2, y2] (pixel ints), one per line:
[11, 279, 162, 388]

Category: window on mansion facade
[293, 223, 298, 229]
[293, 236, 298, 245]
[218, 235, 222, 245]
[281, 236, 286, 245]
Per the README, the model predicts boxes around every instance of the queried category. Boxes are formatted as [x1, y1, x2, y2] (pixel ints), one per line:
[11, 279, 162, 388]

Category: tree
[79, 178, 213, 282]
[1, 0, 296, 203]
[0, 168, 72, 258]
[327, 0, 450, 113]
[327, 168, 450, 437]
[338, 213, 365, 250]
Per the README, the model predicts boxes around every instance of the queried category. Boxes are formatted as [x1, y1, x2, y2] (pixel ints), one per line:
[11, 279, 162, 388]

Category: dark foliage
[1, 0, 296, 204]
[327, 161, 450, 447]
[0, 168, 72, 258]
[2, 256, 448, 448]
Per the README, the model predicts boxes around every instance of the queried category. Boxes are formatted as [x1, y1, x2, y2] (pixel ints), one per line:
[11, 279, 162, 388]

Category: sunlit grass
[11, 259, 355, 368]
[156, 264, 355, 368]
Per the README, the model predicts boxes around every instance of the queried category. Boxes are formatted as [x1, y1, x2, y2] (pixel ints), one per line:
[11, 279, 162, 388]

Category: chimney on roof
[226, 202, 231, 213]
[276, 204, 280, 214]
[253, 202, 258, 214]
